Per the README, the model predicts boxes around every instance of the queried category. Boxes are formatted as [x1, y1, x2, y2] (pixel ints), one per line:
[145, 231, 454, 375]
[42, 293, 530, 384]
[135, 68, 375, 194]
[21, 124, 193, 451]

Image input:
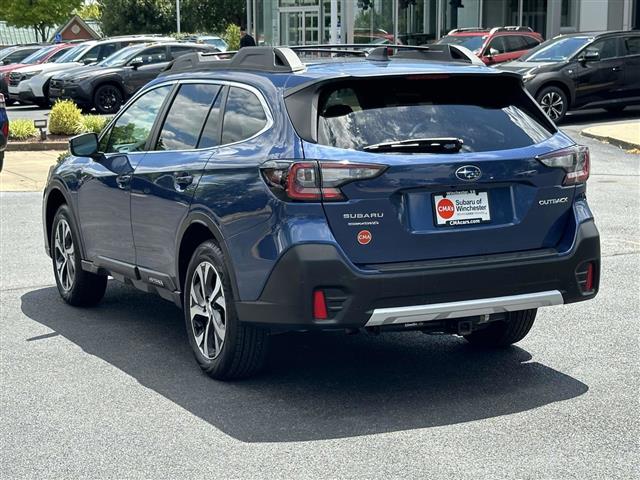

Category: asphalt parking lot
[1, 113, 638, 479]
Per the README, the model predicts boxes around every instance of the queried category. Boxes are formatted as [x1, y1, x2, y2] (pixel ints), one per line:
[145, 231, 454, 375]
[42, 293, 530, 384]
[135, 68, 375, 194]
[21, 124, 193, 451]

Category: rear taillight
[537, 146, 590, 185]
[261, 161, 386, 202]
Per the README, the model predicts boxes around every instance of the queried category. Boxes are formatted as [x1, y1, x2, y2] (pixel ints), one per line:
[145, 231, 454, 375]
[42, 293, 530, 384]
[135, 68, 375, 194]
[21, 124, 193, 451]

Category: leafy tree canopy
[0, 0, 83, 41]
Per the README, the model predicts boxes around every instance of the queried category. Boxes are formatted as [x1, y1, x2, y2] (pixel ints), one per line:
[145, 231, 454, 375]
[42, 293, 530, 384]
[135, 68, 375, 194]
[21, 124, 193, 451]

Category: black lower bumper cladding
[236, 221, 600, 330]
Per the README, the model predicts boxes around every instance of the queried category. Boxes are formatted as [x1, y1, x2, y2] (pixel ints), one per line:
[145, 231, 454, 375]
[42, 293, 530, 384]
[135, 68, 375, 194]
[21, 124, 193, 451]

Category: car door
[123, 46, 170, 96]
[483, 37, 509, 65]
[130, 81, 223, 284]
[573, 36, 624, 106]
[76, 84, 172, 270]
[620, 34, 640, 100]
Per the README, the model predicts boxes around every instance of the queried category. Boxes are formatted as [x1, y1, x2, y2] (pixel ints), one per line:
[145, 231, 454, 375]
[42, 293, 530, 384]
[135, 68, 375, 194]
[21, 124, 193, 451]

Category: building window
[561, 0, 578, 27]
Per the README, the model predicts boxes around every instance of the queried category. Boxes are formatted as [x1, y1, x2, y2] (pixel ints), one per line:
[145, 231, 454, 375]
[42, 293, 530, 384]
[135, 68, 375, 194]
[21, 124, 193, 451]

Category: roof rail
[447, 27, 488, 35]
[290, 44, 483, 65]
[489, 26, 534, 34]
[161, 46, 306, 75]
[161, 43, 483, 76]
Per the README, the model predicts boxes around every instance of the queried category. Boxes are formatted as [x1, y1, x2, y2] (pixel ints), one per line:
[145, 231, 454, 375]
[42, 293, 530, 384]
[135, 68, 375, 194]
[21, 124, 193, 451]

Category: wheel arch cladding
[45, 188, 67, 253]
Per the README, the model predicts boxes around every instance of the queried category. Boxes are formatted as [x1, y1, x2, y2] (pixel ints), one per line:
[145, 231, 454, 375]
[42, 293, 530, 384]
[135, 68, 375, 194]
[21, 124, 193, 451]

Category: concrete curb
[7, 141, 68, 152]
[580, 131, 639, 151]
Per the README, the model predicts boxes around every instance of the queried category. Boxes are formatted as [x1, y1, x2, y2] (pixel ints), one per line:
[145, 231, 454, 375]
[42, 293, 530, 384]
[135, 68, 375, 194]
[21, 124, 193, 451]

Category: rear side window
[47, 48, 72, 62]
[221, 87, 268, 144]
[156, 83, 221, 151]
[313, 76, 554, 153]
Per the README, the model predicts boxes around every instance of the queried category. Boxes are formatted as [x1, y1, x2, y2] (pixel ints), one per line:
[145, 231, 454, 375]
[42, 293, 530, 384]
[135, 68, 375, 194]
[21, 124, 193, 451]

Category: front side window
[487, 37, 506, 55]
[130, 46, 167, 65]
[221, 87, 268, 144]
[522, 36, 590, 62]
[589, 38, 619, 60]
[504, 36, 526, 53]
[101, 85, 172, 153]
[156, 83, 221, 151]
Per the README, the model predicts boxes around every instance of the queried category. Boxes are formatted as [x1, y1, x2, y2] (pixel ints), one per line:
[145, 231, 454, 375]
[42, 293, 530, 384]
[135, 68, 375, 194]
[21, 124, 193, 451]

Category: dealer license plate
[433, 190, 491, 227]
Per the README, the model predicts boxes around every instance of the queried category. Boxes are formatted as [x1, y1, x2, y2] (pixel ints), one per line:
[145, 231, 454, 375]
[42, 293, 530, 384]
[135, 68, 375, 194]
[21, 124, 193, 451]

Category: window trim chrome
[98, 78, 275, 155]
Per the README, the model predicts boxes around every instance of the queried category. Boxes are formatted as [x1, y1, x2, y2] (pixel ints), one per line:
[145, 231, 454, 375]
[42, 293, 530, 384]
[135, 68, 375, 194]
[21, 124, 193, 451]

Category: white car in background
[8, 36, 172, 106]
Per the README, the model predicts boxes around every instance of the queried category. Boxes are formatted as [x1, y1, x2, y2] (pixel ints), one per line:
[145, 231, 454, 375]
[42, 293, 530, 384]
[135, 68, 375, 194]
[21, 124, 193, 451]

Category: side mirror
[130, 59, 143, 70]
[70, 133, 99, 157]
[82, 58, 95, 65]
[582, 48, 600, 63]
[489, 48, 500, 57]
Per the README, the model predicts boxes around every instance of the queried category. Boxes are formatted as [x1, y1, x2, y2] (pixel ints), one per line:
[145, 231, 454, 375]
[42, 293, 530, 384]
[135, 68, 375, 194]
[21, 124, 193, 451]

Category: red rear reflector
[313, 290, 328, 320]
[585, 263, 594, 291]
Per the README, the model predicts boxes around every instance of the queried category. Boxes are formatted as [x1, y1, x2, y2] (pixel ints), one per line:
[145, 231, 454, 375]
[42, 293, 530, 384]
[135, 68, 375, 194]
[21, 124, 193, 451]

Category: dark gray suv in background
[497, 30, 640, 122]
[48, 42, 215, 114]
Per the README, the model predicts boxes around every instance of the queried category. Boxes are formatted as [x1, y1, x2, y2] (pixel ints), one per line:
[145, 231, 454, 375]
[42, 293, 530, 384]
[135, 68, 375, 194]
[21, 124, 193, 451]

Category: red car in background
[0, 44, 73, 104]
[437, 26, 543, 65]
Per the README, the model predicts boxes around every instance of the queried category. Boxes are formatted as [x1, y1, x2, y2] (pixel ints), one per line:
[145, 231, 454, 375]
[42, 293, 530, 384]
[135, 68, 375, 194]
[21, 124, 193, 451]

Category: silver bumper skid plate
[365, 290, 564, 327]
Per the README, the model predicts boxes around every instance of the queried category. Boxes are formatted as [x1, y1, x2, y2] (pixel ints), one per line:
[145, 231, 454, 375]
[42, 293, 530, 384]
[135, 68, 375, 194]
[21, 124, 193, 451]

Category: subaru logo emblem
[455, 165, 482, 182]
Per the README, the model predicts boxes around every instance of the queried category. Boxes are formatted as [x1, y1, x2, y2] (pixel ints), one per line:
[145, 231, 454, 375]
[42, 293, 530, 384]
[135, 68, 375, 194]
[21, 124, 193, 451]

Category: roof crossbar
[162, 46, 306, 75]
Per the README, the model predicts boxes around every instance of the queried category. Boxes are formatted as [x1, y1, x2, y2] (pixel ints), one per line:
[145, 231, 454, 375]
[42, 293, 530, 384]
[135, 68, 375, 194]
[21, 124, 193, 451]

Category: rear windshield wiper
[362, 137, 464, 153]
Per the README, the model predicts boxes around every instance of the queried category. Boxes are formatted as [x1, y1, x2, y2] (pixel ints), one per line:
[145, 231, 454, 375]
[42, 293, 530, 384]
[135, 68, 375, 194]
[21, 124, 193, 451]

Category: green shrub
[224, 24, 241, 51]
[79, 115, 109, 134]
[8, 119, 38, 140]
[49, 100, 83, 135]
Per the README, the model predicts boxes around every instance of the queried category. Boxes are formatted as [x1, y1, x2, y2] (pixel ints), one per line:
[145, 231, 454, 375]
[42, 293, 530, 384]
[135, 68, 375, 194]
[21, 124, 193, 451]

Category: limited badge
[357, 230, 372, 245]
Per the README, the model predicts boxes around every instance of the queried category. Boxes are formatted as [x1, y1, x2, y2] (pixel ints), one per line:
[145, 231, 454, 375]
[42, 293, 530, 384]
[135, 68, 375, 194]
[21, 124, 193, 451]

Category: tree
[0, 0, 83, 42]
[76, 2, 102, 21]
[99, 0, 174, 36]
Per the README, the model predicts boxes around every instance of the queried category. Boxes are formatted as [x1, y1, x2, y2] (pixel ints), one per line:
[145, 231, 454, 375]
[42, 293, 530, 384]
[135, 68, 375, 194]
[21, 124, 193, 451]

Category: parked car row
[0, 93, 7, 171]
[3, 29, 639, 122]
[1, 35, 217, 112]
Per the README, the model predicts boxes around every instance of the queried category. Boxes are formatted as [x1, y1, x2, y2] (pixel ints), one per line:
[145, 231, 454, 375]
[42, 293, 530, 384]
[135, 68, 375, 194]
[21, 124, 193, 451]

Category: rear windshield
[313, 76, 554, 153]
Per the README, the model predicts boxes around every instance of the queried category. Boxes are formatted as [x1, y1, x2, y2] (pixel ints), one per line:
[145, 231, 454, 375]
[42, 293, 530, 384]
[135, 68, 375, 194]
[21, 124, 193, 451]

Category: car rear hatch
[284, 72, 581, 266]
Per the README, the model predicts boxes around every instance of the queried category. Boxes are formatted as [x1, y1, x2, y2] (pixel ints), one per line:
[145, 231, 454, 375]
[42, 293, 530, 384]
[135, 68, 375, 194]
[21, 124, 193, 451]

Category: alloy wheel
[54, 218, 75, 292]
[540, 91, 564, 121]
[189, 261, 227, 360]
[98, 87, 120, 112]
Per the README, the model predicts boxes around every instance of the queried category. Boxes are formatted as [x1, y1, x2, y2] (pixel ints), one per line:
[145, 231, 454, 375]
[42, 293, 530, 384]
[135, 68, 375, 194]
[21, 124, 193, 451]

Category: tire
[605, 105, 626, 114]
[184, 240, 269, 380]
[93, 84, 123, 114]
[463, 309, 537, 347]
[51, 205, 107, 307]
[536, 86, 568, 123]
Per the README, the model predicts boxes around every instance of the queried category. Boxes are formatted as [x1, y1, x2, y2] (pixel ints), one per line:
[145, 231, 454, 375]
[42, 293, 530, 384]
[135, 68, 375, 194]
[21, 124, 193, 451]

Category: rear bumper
[235, 220, 600, 330]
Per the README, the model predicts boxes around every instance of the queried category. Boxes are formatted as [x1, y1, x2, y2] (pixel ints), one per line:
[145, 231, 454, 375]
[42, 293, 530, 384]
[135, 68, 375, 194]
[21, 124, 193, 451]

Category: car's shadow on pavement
[21, 283, 588, 443]
[560, 107, 640, 127]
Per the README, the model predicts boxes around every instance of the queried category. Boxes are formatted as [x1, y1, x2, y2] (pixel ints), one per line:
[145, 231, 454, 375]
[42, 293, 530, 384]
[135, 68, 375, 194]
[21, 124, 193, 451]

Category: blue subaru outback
[43, 46, 600, 379]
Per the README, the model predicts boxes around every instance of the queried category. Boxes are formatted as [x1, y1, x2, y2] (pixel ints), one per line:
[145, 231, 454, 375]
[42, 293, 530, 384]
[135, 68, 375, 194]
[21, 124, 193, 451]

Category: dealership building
[246, 0, 639, 46]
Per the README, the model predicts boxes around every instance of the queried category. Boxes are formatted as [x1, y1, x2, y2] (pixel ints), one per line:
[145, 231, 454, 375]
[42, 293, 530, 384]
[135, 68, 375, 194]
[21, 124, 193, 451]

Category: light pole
[176, 0, 181, 34]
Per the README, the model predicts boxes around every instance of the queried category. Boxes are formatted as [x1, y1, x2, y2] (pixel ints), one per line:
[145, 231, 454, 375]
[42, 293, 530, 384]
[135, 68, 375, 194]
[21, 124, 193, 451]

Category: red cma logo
[437, 198, 455, 219]
[357, 230, 372, 245]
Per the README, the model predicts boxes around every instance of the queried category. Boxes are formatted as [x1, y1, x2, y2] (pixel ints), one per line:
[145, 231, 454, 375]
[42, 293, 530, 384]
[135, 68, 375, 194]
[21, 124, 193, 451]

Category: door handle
[612, 66, 622, 72]
[116, 174, 132, 189]
[174, 173, 194, 189]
